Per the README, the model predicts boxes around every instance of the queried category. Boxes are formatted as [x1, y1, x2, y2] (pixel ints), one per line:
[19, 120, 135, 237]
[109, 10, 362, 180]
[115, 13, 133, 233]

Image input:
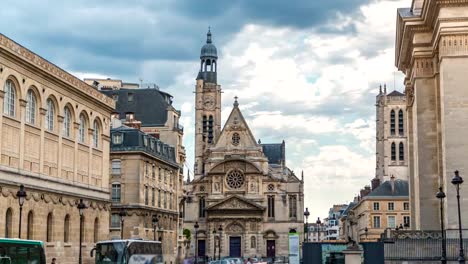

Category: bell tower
[194, 28, 222, 179]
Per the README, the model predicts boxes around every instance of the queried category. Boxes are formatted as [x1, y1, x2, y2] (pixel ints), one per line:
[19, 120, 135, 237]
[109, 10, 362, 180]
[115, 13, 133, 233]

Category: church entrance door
[229, 237, 242, 257]
[267, 240, 276, 258]
[198, 240, 206, 258]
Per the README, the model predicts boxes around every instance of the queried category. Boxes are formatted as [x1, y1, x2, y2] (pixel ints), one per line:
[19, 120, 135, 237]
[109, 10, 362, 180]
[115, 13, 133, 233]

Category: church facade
[184, 30, 304, 259]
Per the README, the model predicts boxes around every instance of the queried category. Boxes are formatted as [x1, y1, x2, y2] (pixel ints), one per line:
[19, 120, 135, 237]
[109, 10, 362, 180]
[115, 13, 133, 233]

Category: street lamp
[452, 170, 465, 263]
[316, 217, 322, 242]
[119, 210, 126, 239]
[364, 227, 368, 240]
[16, 185, 27, 239]
[152, 215, 159, 241]
[77, 199, 87, 264]
[304, 208, 310, 242]
[436, 186, 447, 264]
[212, 228, 217, 261]
[218, 225, 223, 260]
[194, 222, 199, 263]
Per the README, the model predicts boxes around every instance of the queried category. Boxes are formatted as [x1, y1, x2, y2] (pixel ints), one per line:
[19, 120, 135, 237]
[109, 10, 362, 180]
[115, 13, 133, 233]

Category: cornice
[0, 34, 115, 110]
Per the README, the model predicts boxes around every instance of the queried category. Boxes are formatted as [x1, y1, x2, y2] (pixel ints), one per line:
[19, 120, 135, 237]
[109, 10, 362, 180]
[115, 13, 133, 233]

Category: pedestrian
[246, 258, 252, 264]
[51, 258, 57, 264]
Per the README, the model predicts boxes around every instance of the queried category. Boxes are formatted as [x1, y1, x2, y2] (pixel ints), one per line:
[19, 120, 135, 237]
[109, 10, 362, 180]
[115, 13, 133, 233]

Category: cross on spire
[234, 96, 239, 107]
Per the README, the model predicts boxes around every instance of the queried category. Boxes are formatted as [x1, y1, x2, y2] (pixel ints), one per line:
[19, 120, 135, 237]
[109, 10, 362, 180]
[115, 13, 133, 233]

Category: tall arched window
[64, 214, 70, 242]
[208, 115, 214, 143]
[27, 210, 34, 240]
[5, 208, 12, 238]
[198, 197, 206, 218]
[94, 218, 99, 243]
[251, 236, 256, 248]
[26, 90, 37, 124]
[79, 114, 86, 143]
[46, 213, 53, 242]
[391, 142, 396, 161]
[398, 110, 404, 135]
[390, 110, 395, 135]
[93, 120, 100, 148]
[63, 107, 72, 137]
[3, 80, 16, 117]
[46, 99, 55, 132]
[399, 142, 404, 161]
[268, 195, 275, 218]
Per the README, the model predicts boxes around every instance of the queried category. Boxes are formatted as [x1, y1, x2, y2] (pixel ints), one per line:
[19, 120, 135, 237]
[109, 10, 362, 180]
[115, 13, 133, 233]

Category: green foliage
[183, 228, 191, 240]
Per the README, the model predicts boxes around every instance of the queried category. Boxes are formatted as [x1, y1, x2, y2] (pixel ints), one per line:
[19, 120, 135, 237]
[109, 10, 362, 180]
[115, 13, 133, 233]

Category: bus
[0, 238, 46, 264]
[91, 239, 163, 264]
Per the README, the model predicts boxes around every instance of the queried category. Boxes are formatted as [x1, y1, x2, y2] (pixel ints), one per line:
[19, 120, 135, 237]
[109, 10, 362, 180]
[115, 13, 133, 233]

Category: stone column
[57, 115, 64, 178]
[39, 108, 46, 174]
[18, 99, 26, 170]
[0, 90, 5, 163]
[73, 122, 79, 183]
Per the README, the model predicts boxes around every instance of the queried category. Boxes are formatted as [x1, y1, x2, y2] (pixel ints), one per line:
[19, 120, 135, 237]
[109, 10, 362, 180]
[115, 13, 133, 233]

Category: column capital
[19, 99, 27, 108]
[0, 90, 5, 99]
[39, 107, 47, 116]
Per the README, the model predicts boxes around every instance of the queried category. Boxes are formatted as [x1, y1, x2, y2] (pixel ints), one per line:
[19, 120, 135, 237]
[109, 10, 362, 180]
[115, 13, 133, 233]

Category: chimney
[390, 175, 395, 193]
[123, 112, 142, 130]
[125, 112, 134, 121]
[384, 84, 387, 94]
[371, 177, 381, 190]
[360, 185, 371, 198]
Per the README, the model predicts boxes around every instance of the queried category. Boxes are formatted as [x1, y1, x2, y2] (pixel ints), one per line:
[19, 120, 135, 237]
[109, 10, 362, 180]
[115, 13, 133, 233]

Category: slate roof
[341, 202, 357, 218]
[101, 88, 170, 127]
[261, 143, 285, 165]
[387, 90, 405, 97]
[367, 180, 409, 197]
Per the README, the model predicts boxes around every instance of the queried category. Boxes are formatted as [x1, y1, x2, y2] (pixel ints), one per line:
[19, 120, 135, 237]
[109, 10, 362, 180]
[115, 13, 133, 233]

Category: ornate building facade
[109, 118, 184, 263]
[184, 30, 304, 259]
[0, 34, 115, 263]
[375, 86, 408, 182]
[395, 0, 468, 230]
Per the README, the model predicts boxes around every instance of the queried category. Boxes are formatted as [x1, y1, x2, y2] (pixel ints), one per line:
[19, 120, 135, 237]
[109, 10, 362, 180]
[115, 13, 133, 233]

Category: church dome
[200, 29, 218, 59]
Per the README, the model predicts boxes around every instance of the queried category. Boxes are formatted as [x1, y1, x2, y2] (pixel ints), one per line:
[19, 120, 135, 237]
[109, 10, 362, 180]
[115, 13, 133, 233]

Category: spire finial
[379, 84, 382, 95]
[207, 27, 212, 44]
[233, 96, 239, 107]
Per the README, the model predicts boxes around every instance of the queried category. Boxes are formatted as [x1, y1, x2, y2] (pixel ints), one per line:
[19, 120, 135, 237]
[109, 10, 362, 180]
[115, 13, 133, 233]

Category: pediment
[206, 195, 264, 211]
[215, 104, 258, 149]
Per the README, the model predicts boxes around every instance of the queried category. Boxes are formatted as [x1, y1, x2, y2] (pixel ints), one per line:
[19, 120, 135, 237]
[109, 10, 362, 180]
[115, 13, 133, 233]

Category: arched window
[208, 115, 214, 143]
[398, 110, 404, 135]
[199, 197, 206, 218]
[268, 195, 275, 218]
[79, 114, 86, 143]
[46, 99, 55, 132]
[93, 120, 99, 148]
[94, 218, 99, 243]
[390, 110, 395, 135]
[391, 142, 396, 161]
[251, 236, 256, 248]
[64, 214, 70, 242]
[46, 213, 53, 242]
[26, 90, 37, 124]
[27, 210, 34, 240]
[3, 80, 16, 117]
[399, 142, 404, 161]
[63, 107, 72, 137]
[5, 208, 12, 238]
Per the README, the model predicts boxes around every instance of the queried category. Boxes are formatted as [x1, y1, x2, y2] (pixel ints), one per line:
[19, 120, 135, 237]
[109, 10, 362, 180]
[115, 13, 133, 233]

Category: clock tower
[194, 29, 222, 178]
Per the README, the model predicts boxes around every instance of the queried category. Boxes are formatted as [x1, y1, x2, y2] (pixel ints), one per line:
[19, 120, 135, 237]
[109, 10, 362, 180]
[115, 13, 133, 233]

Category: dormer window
[112, 133, 123, 144]
[128, 93, 134, 102]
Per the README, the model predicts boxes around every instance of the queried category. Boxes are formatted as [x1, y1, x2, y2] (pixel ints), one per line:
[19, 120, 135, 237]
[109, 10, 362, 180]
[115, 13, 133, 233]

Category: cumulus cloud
[0, 0, 409, 219]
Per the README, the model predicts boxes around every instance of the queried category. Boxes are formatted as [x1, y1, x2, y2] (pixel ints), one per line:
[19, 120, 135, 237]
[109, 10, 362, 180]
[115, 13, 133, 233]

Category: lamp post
[316, 217, 322, 242]
[194, 222, 199, 264]
[16, 185, 27, 239]
[152, 215, 159, 241]
[77, 199, 87, 264]
[218, 225, 223, 260]
[212, 228, 217, 261]
[364, 227, 368, 240]
[436, 186, 447, 264]
[452, 170, 465, 263]
[119, 210, 126, 239]
[304, 208, 310, 242]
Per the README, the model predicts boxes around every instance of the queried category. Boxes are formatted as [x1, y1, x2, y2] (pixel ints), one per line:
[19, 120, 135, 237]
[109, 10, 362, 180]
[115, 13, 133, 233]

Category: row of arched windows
[391, 142, 405, 161]
[3, 78, 102, 148]
[4, 207, 100, 243]
[390, 109, 404, 135]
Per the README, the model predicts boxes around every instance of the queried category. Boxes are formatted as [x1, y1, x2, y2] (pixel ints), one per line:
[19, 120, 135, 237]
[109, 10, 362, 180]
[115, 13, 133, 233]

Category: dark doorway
[229, 237, 242, 257]
[267, 240, 276, 258]
[198, 240, 206, 258]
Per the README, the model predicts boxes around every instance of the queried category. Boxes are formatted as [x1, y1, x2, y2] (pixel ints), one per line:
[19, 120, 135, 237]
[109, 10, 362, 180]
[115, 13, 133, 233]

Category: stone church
[184, 30, 304, 259]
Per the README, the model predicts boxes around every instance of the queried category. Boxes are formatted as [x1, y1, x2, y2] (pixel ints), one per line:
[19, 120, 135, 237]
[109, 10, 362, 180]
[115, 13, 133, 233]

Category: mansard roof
[101, 88, 174, 127]
[387, 90, 405, 97]
[367, 180, 409, 197]
[261, 142, 285, 165]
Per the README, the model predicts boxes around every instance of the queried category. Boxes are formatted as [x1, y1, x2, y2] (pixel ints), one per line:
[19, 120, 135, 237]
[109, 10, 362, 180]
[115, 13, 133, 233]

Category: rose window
[267, 184, 274, 191]
[226, 170, 245, 189]
[232, 133, 240, 146]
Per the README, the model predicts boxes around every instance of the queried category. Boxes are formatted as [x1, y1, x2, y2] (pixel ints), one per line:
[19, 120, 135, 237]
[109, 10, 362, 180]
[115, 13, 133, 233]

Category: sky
[0, 0, 408, 220]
